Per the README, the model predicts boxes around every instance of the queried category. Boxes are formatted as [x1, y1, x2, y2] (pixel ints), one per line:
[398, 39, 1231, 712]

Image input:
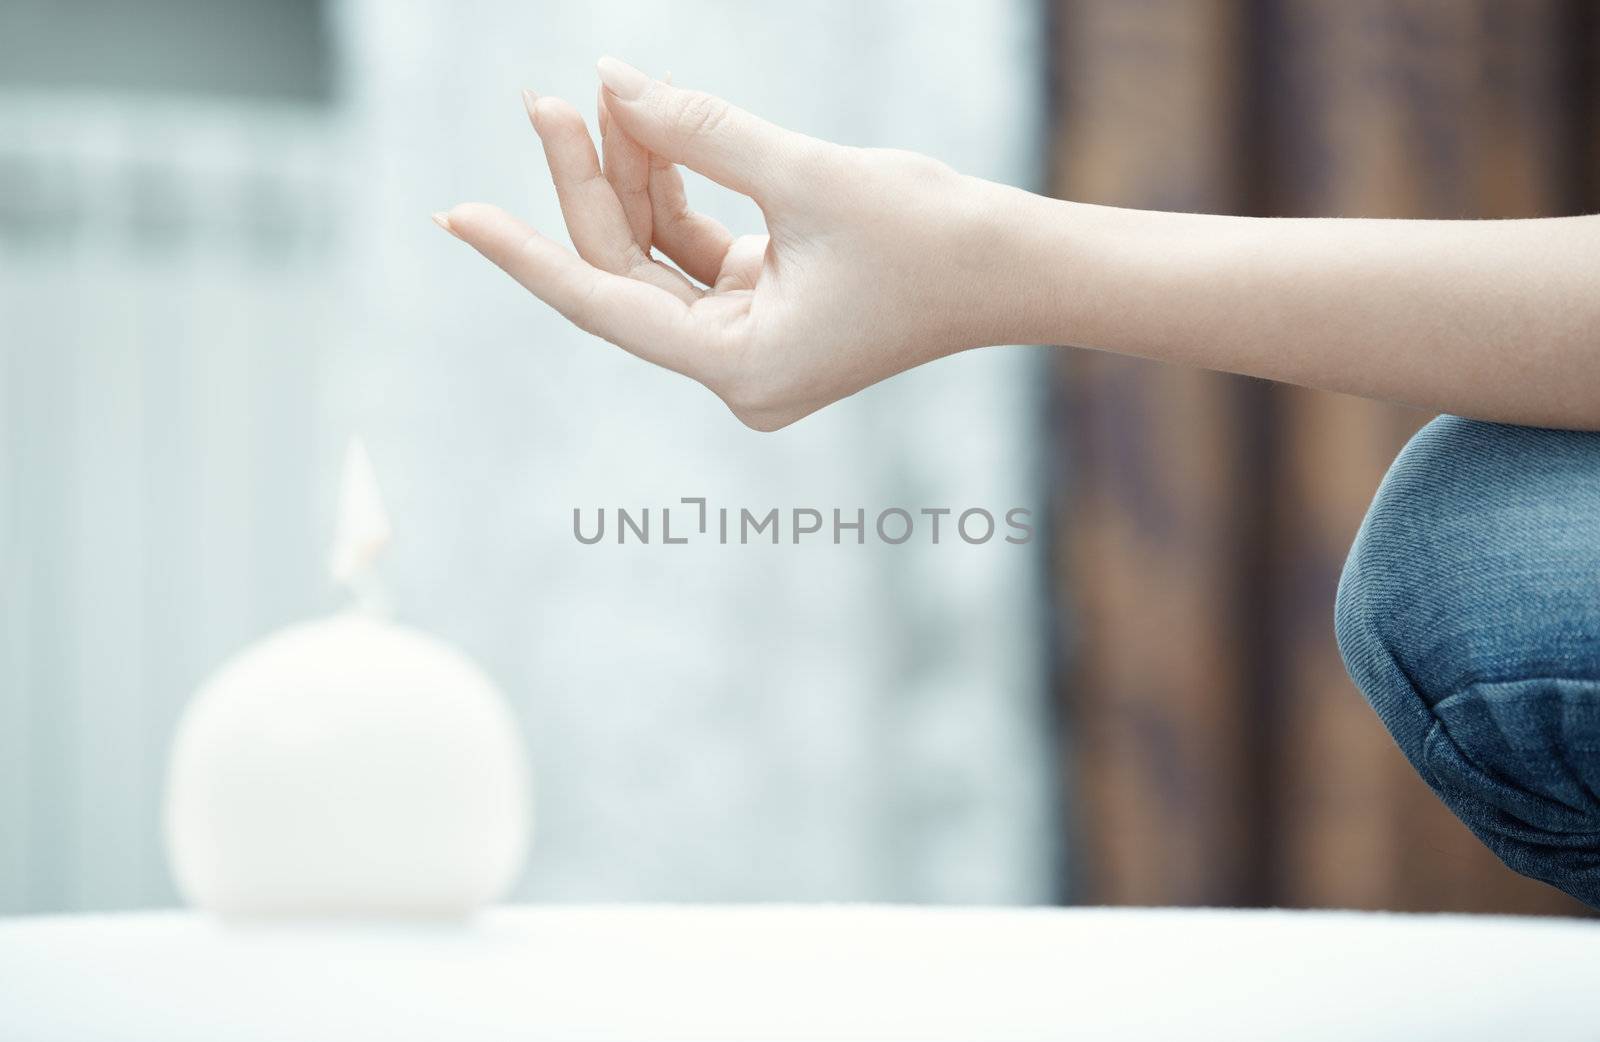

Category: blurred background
[1052, 0, 1595, 916]
[0, 0, 1593, 917]
[0, 0, 1053, 914]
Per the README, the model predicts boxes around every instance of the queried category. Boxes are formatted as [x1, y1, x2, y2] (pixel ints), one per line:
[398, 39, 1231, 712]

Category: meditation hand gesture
[439, 57, 994, 431]
[441, 57, 1600, 433]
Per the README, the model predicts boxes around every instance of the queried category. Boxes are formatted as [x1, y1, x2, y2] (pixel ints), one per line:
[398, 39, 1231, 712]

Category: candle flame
[329, 437, 392, 591]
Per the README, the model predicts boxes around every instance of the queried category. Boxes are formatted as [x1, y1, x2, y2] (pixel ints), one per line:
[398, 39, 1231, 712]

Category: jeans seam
[1431, 677, 1600, 816]
[1423, 715, 1600, 838]
[1371, 621, 1450, 794]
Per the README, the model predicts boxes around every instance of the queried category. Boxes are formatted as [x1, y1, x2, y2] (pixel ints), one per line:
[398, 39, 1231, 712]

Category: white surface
[165, 614, 531, 915]
[1, 905, 1596, 1041]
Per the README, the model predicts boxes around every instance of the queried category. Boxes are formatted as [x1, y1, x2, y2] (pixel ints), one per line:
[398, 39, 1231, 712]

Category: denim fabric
[1336, 415, 1600, 909]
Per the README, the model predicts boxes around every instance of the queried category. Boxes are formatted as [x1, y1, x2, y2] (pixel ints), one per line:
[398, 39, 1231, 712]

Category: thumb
[596, 56, 800, 200]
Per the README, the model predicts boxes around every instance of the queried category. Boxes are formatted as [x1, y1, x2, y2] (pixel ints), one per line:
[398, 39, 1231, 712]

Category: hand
[438, 57, 993, 431]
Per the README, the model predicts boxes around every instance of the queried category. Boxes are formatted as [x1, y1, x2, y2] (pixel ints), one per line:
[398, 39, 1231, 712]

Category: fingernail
[597, 55, 649, 100]
[431, 211, 459, 239]
[521, 88, 540, 124]
[596, 85, 609, 134]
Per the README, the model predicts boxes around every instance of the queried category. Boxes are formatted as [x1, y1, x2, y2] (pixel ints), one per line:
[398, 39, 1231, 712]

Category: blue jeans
[1337, 415, 1600, 909]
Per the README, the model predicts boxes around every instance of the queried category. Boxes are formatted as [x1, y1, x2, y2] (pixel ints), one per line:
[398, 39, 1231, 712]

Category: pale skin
[436, 56, 1600, 433]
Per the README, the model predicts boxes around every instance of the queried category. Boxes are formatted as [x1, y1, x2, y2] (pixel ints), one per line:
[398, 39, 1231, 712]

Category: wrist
[947, 176, 1102, 349]
[979, 189, 1256, 363]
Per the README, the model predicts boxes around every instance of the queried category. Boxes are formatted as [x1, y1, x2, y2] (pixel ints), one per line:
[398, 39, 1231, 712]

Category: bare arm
[439, 59, 1600, 432]
[982, 190, 1600, 429]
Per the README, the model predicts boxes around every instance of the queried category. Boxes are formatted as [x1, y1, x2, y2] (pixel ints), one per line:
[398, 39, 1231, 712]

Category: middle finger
[526, 93, 697, 302]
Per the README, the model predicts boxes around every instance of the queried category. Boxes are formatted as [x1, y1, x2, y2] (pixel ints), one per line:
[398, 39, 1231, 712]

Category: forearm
[453, 62, 1599, 432]
[968, 179, 1600, 430]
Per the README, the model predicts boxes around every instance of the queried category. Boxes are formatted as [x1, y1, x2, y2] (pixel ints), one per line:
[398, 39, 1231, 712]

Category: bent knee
[1336, 415, 1600, 906]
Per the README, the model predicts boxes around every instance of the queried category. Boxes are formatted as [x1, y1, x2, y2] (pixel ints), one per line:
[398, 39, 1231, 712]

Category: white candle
[163, 440, 532, 918]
